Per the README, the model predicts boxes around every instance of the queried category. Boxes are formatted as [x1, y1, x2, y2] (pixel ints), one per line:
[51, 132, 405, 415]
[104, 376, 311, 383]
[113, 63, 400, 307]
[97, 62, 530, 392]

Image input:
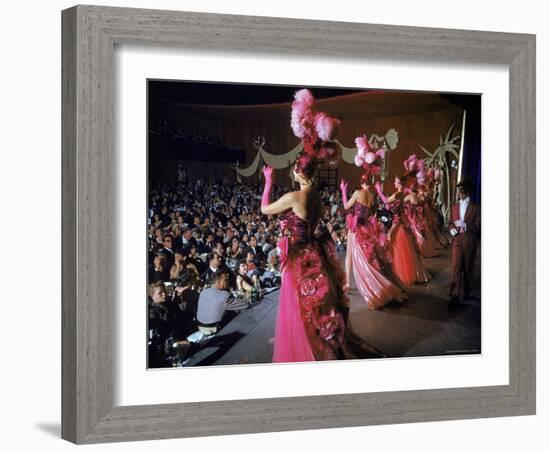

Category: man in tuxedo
[448, 176, 481, 306]
[180, 226, 198, 250]
[201, 251, 222, 286]
[201, 232, 215, 254]
[245, 222, 255, 238]
[171, 225, 183, 251]
[159, 234, 175, 268]
[246, 235, 264, 263]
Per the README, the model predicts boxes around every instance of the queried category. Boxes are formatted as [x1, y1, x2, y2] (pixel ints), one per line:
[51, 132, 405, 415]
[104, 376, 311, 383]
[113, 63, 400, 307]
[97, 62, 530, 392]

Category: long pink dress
[422, 196, 449, 248]
[389, 199, 431, 286]
[347, 203, 406, 309]
[272, 211, 349, 363]
[405, 201, 440, 258]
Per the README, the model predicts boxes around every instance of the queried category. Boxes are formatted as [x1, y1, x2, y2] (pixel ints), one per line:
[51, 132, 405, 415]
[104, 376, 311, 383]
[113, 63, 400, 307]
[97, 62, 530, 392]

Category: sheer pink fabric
[406, 203, 440, 258]
[272, 268, 316, 363]
[348, 232, 405, 309]
[409, 218, 440, 258]
[391, 224, 431, 285]
[423, 199, 449, 248]
[271, 212, 348, 363]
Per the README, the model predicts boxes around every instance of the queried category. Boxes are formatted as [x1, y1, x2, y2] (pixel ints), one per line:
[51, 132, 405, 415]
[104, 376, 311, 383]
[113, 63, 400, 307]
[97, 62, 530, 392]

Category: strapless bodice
[281, 210, 316, 244]
[352, 202, 375, 225]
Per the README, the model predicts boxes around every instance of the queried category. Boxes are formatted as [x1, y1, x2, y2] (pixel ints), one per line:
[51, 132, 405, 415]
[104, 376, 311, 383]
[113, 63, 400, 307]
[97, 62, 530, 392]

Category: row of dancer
[340, 157, 451, 310]
[260, 88, 479, 363]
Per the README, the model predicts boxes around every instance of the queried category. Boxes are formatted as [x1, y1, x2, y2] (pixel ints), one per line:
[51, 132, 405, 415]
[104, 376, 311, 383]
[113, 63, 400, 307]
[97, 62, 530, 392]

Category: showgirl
[260, 89, 351, 362]
[339, 135, 407, 309]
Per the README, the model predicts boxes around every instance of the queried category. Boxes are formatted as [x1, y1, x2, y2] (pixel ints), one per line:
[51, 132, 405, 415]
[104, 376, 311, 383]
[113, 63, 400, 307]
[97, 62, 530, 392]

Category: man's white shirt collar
[459, 197, 470, 222]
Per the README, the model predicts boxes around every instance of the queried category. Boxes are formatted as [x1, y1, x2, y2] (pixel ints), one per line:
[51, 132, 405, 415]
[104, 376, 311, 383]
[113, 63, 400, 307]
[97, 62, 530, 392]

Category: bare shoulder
[284, 191, 304, 209]
[365, 189, 374, 203]
[282, 191, 299, 202]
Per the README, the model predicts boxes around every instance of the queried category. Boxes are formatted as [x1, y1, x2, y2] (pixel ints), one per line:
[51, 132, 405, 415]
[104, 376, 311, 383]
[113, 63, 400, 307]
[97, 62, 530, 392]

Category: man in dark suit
[448, 176, 481, 306]
[159, 234, 175, 269]
[201, 252, 222, 286]
[246, 235, 264, 263]
[179, 226, 198, 251]
[201, 232, 215, 254]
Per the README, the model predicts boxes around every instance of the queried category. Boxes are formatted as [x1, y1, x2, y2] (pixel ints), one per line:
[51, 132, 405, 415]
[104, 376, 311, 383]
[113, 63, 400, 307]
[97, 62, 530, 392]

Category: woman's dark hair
[301, 162, 317, 180]
[235, 261, 253, 288]
[401, 170, 417, 185]
[154, 253, 168, 270]
[360, 173, 371, 186]
[291, 159, 317, 182]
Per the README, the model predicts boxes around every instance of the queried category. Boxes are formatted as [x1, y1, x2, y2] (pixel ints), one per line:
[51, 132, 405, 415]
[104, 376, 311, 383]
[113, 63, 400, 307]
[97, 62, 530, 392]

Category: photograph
[0, 0, 542, 447]
[146, 81, 482, 368]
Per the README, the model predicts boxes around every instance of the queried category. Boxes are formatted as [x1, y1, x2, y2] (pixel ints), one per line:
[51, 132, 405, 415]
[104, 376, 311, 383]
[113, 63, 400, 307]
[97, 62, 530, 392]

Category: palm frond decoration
[418, 123, 462, 225]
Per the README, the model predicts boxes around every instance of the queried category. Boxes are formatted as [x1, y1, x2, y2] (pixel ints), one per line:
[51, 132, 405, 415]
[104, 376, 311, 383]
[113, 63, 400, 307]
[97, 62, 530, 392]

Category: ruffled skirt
[409, 220, 441, 258]
[348, 231, 406, 309]
[391, 224, 431, 286]
[272, 238, 349, 363]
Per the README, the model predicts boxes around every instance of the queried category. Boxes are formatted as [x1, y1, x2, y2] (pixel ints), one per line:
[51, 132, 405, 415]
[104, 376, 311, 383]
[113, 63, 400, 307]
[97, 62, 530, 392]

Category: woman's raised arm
[261, 192, 296, 216]
[343, 190, 359, 210]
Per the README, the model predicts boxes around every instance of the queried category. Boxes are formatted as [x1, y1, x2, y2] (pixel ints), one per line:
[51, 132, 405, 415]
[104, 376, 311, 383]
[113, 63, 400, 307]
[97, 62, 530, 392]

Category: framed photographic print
[62, 4, 535, 444]
[145, 80, 482, 369]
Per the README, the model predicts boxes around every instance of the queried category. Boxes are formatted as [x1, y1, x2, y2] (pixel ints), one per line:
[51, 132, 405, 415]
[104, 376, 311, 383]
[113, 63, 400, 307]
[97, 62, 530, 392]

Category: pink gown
[422, 197, 449, 248]
[272, 211, 350, 363]
[405, 201, 440, 258]
[346, 203, 406, 309]
[389, 199, 431, 286]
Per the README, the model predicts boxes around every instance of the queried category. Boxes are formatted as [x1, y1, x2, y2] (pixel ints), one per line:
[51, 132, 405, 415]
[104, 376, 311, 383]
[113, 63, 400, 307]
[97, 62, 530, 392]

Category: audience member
[146, 177, 346, 365]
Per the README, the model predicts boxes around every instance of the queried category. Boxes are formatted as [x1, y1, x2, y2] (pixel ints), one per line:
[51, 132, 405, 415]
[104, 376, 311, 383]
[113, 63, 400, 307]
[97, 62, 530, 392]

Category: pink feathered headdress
[426, 166, 442, 184]
[404, 153, 418, 172]
[354, 134, 385, 180]
[403, 153, 427, 186]
[290, 89, 342, 174]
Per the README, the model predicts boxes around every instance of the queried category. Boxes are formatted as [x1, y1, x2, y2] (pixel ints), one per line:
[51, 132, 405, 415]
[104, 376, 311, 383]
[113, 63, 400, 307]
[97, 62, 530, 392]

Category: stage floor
[184, 247, 481, 366]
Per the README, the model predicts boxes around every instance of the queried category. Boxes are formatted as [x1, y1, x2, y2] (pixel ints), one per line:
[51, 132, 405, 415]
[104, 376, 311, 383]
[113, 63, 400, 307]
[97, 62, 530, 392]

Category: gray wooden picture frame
[61, 4, 536, 444]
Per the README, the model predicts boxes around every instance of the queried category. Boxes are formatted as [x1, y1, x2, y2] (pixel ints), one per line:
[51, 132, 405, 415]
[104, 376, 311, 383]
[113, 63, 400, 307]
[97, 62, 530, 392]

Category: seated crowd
[150, 117, 224, 147]
[147, 176, 349, 367]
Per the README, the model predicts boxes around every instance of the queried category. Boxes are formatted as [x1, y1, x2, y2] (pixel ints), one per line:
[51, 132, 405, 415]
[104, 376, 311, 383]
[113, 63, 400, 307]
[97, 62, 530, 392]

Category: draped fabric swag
[233, 129, 399, 179]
